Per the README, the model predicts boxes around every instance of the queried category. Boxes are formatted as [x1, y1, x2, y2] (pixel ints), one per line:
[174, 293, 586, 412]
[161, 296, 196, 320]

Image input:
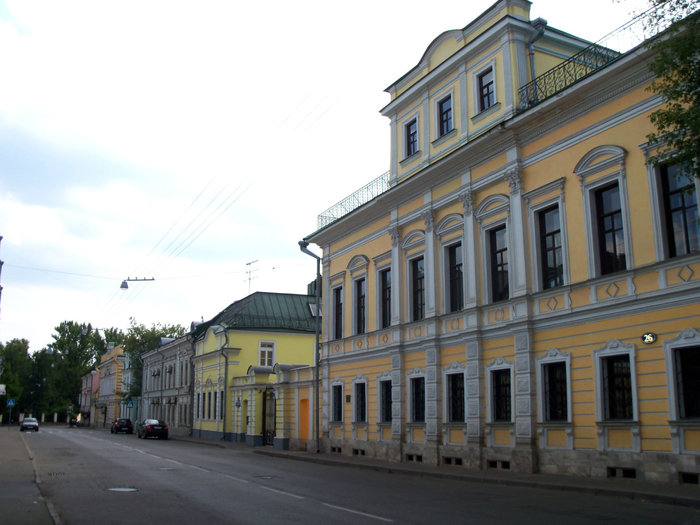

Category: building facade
[191, 292, 316, 445]
[96, 344, 126, 428]
[304, 0, 700, 483]
[78, 369, 98, 426]
[141, 335, 193, 436]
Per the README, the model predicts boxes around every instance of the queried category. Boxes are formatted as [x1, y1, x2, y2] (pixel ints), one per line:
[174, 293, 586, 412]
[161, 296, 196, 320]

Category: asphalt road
[18, 426, 700, 525]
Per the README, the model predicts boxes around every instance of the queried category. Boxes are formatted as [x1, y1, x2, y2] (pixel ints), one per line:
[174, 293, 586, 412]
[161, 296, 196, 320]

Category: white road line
[223, 474, 250, 484]
[190, 465, 208, 472]
[259, 485, 305, 499]
[322, 503, 393, 522]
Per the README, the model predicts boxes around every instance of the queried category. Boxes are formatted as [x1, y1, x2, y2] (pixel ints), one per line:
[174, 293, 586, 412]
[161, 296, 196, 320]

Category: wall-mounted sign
[642, 332, 657, 344]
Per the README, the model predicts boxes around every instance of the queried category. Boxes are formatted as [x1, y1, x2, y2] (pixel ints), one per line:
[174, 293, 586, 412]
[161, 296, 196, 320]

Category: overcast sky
[0, 0, 650, 352]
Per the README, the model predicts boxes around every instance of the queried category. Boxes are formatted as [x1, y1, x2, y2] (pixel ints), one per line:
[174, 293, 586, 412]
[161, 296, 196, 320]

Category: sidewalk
[0, 426, 56, 525]
[248, 446, 700, 509]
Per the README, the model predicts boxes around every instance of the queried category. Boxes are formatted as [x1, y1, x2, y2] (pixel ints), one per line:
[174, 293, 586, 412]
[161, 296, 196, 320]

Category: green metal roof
[193, 292, 316, 340]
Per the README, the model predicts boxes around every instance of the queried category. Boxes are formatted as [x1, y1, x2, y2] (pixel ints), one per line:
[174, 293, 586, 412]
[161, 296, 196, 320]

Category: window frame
[664, 329, 700, 421]
[378, 267, 392, 330]
[353, 378, 367, 423]
[436, 93, 453, 138]
[446, 242, 464, 312]
[258, 340, 275, 367]
[443, 367, 466, 424]
[489, 224, 509, 303]
[408, 373, 426, 424]
[594, 182, 627, 276]
[404, 118, 418, 158]
[377, 375, 393, 423]
[659, 164, 699, 259]
[593, 340, 638, 423]
[410, 256, 425, 322]
[331, 382, 343, 423]
[353, 277, 366, 335]
[485, 359, 513, 424]
[332, 285, 343, 340]
[535, 349, 572, 424]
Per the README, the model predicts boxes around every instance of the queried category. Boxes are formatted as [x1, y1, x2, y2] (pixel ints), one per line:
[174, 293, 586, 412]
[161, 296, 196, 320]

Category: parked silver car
[20, 417, 39, 432]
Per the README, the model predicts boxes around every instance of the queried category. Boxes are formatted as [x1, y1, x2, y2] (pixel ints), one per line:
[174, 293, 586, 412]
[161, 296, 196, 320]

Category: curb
[252, 449, 700, 509]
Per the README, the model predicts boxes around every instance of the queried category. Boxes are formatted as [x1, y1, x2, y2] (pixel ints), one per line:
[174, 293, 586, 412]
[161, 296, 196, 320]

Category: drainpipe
[528, 18, 547, 104]
[219, 325, 230, 441]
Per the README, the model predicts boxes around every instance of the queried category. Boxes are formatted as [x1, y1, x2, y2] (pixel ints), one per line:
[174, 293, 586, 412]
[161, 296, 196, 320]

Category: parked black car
[111, 418, 134, 434]
[137, 419, 168, 440]
[20, 417, 39, 432]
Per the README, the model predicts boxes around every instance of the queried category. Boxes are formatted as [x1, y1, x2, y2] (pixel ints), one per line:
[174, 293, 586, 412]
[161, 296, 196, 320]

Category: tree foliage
[645, 0, 700, 177]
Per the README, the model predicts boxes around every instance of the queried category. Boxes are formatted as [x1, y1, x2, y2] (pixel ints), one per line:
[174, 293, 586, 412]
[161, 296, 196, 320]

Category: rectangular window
[543, 362, 568, 422]
[332, 384, 343, 422]
[478, 68, 495, 112]
[207, 392, 212, 419]
[197, 393, 201, 419]
[379, 379, 392, 422]
[438, 96, 452, 136]
[448, 244, 463, 312]
[213, 391, 217, 420]
[595, 183, 626, 275]
[411, 377, 425, 423]
[405, 119, 418, 157]
[220, 391, 225, 420]
[380, 268, 391, 329]
[411, 258, 425, 321]
[355, 278, 366, 335]
[661, 164, 699, 258]
[259, 341, 274, 367]
[492, 369, 511, 422]
[447, 373, 465, 422]
[602, 355, 633, 420]
[539, 206, 563, 289]
[333, 287, 343, 340]
[675, 347, 700, 419]
[490, 226, 509, 302]
[354, 382, 366, 422]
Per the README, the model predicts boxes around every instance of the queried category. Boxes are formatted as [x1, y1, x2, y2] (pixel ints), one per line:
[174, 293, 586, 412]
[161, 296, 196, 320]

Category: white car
[20, 417, 39, 432]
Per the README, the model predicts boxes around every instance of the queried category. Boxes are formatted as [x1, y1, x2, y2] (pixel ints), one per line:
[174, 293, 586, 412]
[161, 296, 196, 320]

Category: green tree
[122, 318, 185, 400]
[0, 339, 32, 421]
[645, 1, 700, 177]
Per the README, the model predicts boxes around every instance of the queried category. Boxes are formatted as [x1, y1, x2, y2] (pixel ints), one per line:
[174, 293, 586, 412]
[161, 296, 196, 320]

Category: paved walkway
[170, 434, 700, 509]
[0, 426, 56, 525]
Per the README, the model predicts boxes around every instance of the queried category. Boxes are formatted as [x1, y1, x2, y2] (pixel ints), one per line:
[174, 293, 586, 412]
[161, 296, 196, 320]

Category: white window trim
[330, 380, 344, 423]
[258, 340, 275, 367]
[485, 358, 514, 424]
[576, 146, 633, 279]
[352, 376, 368, 424]
[433, 87, 456, 141]
[664, 328, 700, 422]
[442, 363, 466, 424]
[525, 180, 570, 292]
[402, 113, 420, 160]
[407, 368, 426, 424]
[472, 58, 497, 116]
[374, 262, 392, 331]
[535, 349, 572, 424]
[376, 372, 393, 424]
[437, 213, 465, 315]
[593, 340, 638, 423]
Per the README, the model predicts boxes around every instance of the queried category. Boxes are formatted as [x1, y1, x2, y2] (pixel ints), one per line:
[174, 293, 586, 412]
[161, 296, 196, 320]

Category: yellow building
[96, 344, 126, 429]
[191, 292, 316, 446]
[303, 1, 700, 483]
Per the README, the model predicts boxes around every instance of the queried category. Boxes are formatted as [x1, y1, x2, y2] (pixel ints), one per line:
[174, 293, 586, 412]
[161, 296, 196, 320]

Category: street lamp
[120, 277, 155, 290]
[298, 239, 321, 454]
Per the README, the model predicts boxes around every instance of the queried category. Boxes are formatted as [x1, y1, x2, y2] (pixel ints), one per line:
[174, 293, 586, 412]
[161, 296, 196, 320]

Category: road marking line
[190, 465, 208, 472]
[260, 485, 305, 499]
[224, 474, 250, 484]
[322, 503, 393, 522]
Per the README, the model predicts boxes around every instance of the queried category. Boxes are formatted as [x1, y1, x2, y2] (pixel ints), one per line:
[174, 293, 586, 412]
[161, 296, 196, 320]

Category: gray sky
[0, 0, 650, 352]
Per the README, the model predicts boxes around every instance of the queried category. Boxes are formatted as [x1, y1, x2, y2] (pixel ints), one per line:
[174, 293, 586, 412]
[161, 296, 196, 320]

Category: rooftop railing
[518, 2, 697, 110]
[317, 171, 391, 229]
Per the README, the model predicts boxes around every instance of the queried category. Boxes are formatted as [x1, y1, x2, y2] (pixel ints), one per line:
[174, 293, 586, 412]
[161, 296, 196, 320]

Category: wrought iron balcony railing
[518, 2, 697, 111]
[317, 171, 391, 229]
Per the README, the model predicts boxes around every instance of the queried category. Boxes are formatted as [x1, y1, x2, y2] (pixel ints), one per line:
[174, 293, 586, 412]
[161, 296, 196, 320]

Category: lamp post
[298, 240, 321, 454]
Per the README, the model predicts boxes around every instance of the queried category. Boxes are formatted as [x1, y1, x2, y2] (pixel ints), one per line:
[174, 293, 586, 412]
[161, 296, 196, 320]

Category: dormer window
[478, 68, 495, 112]
[405, 119, 418, 158]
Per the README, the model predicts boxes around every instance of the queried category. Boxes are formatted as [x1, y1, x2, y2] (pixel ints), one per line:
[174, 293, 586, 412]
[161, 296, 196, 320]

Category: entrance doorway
[262, 390, 276, 446]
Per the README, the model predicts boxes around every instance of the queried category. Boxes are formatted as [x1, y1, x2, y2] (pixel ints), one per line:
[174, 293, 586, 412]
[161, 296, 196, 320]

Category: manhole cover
[108, 488, 138, 492]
